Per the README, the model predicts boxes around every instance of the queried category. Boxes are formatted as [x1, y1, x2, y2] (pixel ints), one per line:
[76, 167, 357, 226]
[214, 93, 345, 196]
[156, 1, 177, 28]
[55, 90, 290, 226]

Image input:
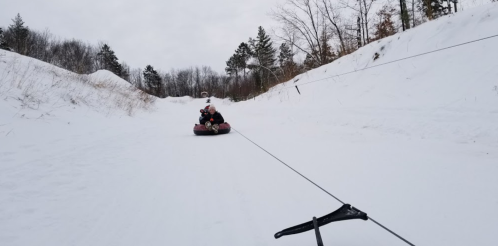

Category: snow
[1, 3, 498, 246]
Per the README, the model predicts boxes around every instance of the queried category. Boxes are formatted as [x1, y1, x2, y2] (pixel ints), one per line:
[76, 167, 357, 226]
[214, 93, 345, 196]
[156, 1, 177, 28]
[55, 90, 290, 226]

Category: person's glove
[200, 109, 204, 113]
[210, 118, 214, 122]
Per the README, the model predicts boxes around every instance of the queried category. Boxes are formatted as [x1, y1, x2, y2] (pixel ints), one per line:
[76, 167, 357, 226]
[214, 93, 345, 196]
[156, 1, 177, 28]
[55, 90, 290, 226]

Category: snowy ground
[1, 3, 498, 246]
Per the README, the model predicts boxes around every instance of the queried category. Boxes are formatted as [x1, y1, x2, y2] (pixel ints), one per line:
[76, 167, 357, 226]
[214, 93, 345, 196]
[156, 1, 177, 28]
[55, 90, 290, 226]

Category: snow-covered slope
[0, 50, 154, 120]
[1, 3, 498, 246]
[259, 3, 498, 147]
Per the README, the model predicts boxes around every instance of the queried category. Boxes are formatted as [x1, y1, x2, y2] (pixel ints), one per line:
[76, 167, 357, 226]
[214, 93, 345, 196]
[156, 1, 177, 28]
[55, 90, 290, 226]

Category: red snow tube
[193, 122, 231, 135]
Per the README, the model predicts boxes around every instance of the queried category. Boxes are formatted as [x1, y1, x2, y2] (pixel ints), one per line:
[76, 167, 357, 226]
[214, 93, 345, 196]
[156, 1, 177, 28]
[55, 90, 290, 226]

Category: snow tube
[193, 122, 231, 135]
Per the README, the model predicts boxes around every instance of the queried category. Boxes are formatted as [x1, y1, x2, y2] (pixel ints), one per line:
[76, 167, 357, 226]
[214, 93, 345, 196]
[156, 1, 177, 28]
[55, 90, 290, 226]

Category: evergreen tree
[226, 42, 253, 78]
[249, 26, 276, 91]
[418, 0, 449, 20]
[278, 42, 293, 67]
[120, 62, 131, 82]
[303, 52, 319, 71]
[8, 13, 29, 54]
[225, 54, 238, 77]
[0, 28, 10, 50]
[252, 27, 276, 70]
[96, 44, 122, 76]
[234, 42, 252, 77]
[278, 42, 298, 79]
[143, 65, 163, 97]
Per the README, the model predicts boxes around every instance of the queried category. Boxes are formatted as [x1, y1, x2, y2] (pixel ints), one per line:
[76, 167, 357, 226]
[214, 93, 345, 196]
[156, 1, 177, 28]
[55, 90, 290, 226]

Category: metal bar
[313, 217, 324, 246]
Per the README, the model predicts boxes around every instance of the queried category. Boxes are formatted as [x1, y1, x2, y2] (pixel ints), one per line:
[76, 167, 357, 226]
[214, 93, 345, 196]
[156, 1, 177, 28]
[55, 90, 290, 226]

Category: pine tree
[0, 28, 10, 50]
[250, 26, 276, 91]
[225, 55, 238, 77]
[234, 42, 252, 77]
[252, 27, 276, 70]
[8, 13, 29, 54]
[278, 42, 298, 80]
[278, 43, 293, 67]
[303, 52, 319, 71]
[143, 65, 163, 97]
[226, 42, 252, 79]
[120, 62, 131, 82]
[418, 0, 449, 19]
[96, 44, 122, 76]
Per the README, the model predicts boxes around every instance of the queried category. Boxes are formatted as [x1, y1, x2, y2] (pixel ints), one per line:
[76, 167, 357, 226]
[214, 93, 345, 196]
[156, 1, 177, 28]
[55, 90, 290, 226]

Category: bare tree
[201, 66, 213, 94]
[412, 0, 416, 27]
[176, 69, 191, 96]
[130, 68, 143, 89]
[339, 0, 375, 45]
[372, 3, 398, 41]
[48, 38, 95, 74]
[319, 0, 348, 55]
[272, 0, 327, 66]
[121, 62, 130, 82]
[184, 67, 195, 97]
[338, 16, 365, 53]
[194, 67, 202, 98]
[25, 29, 52, 62]
[163, 69, 178, 96]
[362, 0, 376, 40]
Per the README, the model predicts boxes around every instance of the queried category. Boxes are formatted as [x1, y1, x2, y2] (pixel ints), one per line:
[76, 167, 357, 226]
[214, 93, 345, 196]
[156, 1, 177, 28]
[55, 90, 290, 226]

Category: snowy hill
[1, 3, 498, 246]
[0, 50, 155, 121]
[258, 3, 498, 147]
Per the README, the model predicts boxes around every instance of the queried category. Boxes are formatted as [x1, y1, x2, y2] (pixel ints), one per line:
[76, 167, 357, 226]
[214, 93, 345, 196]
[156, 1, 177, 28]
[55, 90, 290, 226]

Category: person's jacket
[200, 108, 208, 117]
[200, 111, 224, 125]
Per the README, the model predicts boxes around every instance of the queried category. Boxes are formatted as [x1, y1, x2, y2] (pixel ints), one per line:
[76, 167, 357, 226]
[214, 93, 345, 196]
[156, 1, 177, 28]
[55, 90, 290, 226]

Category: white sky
[1, 0, 283, 73]
[0, 0, 489, 73]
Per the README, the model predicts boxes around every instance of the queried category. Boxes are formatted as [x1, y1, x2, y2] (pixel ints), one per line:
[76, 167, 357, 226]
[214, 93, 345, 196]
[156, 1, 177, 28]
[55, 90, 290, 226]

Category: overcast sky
[1, 0, 488, 73]
[1, 0, 283, 73]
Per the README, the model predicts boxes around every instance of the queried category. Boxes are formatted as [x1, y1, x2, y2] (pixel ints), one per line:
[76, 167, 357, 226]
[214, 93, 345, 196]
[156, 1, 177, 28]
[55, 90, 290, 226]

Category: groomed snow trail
[2, 98, 497, 246]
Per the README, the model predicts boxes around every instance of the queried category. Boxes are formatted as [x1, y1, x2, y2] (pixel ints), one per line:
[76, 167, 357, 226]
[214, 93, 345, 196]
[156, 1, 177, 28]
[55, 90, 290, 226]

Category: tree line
[222, 0, 471, 101]
[0, 14, 226, 98]
[1, 0, 485, 100]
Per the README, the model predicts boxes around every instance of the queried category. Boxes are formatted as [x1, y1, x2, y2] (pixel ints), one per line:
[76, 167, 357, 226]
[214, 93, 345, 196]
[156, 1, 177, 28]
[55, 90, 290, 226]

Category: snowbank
[0, 50, 155, 118]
